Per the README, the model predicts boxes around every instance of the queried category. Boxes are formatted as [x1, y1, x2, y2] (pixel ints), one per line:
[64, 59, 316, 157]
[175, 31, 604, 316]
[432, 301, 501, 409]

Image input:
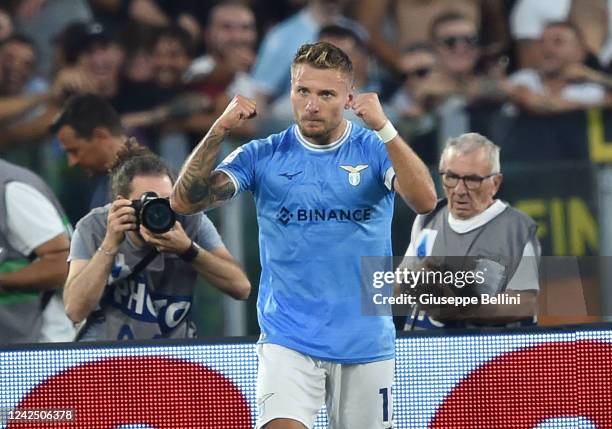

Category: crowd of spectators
[0, 0, 608, 341]
[1, 0, 611, 222]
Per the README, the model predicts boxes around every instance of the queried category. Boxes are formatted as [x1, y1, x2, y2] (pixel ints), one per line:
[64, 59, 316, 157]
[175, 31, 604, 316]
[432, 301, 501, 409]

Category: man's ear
[492, 173, 503, 195]
[345, 90, 354, 109]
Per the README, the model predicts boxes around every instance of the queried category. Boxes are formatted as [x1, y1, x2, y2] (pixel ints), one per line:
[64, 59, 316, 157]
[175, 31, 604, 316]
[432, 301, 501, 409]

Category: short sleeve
[215, 139, 263, 195]
[68, 225, 96, 262]
[195, 215, 225, 251]
[5, 182, 65, 255]
[68, 210, 106, 262]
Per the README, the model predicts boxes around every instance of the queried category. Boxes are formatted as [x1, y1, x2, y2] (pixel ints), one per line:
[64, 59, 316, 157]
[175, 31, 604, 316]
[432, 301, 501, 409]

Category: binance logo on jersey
[276, 206, 372, 225]
[277, 207, 293, 225]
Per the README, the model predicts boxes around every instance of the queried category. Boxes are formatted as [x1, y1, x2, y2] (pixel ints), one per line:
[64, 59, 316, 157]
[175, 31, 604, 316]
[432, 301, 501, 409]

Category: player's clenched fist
[351, 93, 388, 131]
[214, 95, 257, 133]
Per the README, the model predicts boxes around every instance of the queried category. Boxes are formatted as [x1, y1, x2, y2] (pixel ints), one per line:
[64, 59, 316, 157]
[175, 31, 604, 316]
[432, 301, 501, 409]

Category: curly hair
[109, 138, 176, 198]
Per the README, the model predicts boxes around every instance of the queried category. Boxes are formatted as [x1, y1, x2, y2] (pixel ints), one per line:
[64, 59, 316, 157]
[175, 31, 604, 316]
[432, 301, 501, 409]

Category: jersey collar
[294, 120, 352, 152]
[447, 199, 507, 234]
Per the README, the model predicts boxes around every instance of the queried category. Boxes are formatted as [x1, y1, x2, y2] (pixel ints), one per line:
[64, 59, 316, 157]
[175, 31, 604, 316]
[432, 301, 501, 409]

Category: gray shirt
[69, 205, 224, 341]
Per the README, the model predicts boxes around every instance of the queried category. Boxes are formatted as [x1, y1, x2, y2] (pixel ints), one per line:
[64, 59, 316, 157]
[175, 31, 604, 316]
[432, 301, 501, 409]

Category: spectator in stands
[0, 34, 49, 130]
[57, 21, 123, 100]
[186, 1, 258, 100]
[10, 0, 93, 78]
[0, 35, 39, 97]
[87, 0, 207, 40]
[92, 0, 208, 45]
[145, 25, 204, 167]
[387, 43, 438, 119]
[355, 0, 509, 76]
[381, 42, 439, 164]
[51, 94, 127, 209]
[112, 25, 197, 117]
[119, 26, 155, 85]
[60, 25, 207, 158]
[511, 0, 612, 70]
[507, 21, 607, 113]
[252, 0, 351, 109]
[181, 1, 258, 138]
[356, 0, 478, 76]
[0, 34, 55, 172]
[0, 158, 73, 343]
[400, 133, 540, 330]
[414, 12, 506, 112]
[0, 32, 96, 151]
[150, 25, 192, 92]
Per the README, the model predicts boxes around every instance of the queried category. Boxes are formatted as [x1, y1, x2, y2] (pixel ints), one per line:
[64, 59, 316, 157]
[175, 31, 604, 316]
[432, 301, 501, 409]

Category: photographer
[401, 133, 540, 329]
[64, 143, 250, 341]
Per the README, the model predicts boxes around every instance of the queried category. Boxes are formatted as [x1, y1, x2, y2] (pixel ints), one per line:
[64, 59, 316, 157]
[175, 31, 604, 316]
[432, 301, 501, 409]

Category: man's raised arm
[170, 95, 257, 214]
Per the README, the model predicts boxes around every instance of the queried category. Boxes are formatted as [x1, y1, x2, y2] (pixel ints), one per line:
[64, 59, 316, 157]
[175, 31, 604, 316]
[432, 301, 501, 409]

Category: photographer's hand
[139, 221, 191, 254]
[141, 221, 251, 299]
[64, 197, 136, 324]
[101, 197, 137, 254]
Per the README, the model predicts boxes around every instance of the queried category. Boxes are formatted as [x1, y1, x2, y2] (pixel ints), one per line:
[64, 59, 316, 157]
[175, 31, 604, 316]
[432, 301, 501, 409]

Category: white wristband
[375, 121, 398, 144]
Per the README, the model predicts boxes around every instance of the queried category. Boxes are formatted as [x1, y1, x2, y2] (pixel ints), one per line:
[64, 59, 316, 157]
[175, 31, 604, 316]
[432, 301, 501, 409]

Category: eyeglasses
[438, 35, 479, 50]
[403, 67, 432, 79]
[439, 171, 498, 190]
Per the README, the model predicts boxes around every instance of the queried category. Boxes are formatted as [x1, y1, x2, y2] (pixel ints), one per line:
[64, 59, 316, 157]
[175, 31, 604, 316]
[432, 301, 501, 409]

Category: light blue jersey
[217, 121, 396, 363]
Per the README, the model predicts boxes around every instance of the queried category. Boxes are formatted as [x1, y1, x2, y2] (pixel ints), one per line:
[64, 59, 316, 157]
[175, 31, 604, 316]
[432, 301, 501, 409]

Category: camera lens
[141, 198, 176, 233]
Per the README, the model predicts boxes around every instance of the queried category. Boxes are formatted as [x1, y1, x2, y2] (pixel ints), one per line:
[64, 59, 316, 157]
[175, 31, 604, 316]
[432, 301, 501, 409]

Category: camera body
[131, 191, 176, 234]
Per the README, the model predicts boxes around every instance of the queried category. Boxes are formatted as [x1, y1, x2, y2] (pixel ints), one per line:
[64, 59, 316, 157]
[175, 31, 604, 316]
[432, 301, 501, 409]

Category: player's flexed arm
[170, 95, 257, 214]
[352, 93, 437, 214]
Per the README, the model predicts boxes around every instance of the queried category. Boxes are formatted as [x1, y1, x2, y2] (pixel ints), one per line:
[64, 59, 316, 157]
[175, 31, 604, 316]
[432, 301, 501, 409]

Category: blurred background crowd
[1, 0, 611, 335]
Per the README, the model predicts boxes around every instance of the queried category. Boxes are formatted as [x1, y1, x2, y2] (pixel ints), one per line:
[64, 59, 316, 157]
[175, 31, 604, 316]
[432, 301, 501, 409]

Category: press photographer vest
[418, 199, 538, 294]
[0, 159, 70, 344]
[74, 205, 207, 341]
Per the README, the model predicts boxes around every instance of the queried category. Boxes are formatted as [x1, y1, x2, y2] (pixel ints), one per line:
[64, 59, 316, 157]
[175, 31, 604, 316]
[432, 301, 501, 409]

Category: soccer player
[171, 42, 436, 429]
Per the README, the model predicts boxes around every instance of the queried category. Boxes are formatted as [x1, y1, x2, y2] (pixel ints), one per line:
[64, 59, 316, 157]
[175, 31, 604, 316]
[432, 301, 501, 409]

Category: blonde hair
[291, 41, 353, 81]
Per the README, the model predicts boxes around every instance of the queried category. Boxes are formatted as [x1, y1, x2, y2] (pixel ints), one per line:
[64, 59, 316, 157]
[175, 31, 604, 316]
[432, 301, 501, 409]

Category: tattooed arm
[170, 95, 257, 214]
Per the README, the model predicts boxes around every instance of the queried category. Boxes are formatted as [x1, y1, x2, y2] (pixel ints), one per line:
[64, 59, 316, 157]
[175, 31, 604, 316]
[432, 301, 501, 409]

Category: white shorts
[256, 343, 394, 429]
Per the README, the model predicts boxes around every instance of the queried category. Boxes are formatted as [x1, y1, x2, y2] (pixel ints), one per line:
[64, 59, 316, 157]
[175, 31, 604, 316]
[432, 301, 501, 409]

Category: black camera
[131, 191, 176, 234]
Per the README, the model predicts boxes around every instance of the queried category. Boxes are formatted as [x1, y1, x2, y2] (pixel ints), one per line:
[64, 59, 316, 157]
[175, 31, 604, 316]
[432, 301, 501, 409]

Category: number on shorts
[379, 387, 389, 422]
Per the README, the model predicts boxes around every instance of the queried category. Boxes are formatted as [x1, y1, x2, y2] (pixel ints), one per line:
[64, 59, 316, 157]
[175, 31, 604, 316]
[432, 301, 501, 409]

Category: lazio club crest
[340, 164, 369, 186]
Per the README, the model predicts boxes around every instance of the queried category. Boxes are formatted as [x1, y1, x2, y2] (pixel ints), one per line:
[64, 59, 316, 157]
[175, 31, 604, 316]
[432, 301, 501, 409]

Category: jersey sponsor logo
[277, 207, 293, 225]
[278, 171, 303, 180]
[340, 164, 369, 186]
[276, 206, 372, 225]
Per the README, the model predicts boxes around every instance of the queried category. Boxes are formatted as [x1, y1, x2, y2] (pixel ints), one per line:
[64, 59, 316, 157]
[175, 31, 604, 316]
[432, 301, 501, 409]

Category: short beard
[297, 122, 333, 144]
